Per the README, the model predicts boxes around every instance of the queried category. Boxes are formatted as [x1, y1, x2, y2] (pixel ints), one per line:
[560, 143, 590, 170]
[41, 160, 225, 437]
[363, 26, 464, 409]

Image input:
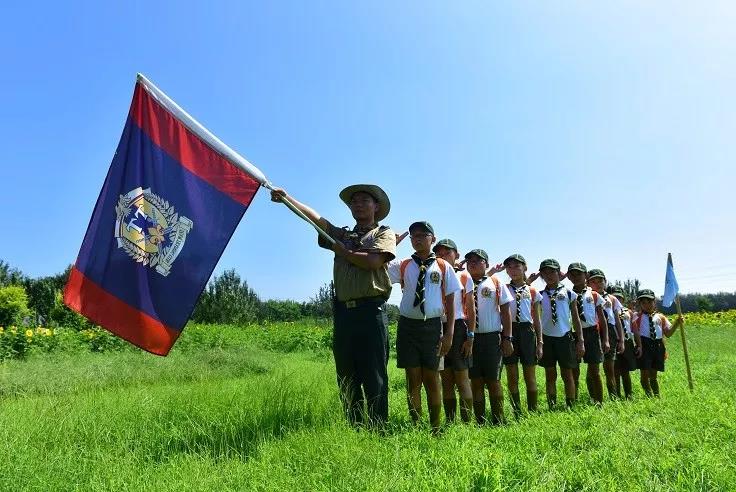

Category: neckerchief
[412, 253, 436, 315]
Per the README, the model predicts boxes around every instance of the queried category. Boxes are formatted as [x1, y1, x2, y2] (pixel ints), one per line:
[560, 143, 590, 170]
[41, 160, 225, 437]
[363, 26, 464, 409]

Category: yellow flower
[10, 326, 17, 334]
[45, 328, 53, 336]
[25, 329, 34, 337]
[0, 326, 4, 334]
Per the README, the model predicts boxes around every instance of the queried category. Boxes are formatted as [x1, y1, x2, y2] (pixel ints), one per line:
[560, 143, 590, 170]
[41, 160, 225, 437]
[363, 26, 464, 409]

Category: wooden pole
[674, 295, 694, 392]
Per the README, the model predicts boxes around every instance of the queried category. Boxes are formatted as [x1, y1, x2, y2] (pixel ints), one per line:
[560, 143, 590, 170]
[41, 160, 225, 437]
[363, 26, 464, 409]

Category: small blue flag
[662, 253, 679, 308]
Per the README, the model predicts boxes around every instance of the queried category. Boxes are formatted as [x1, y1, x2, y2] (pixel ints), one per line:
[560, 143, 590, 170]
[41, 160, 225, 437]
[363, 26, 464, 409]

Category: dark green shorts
[604, 324, 618, 361]
[539, 332, 578, 370]
[469, 332, 503, 380]
[443, 319, 472, 371]
[638, 337, 665, 372]
[580, 326, 603, 364]
[503, 322, 537, 366]
[396, 316, 442, 370]
[615, 337, 637, 372]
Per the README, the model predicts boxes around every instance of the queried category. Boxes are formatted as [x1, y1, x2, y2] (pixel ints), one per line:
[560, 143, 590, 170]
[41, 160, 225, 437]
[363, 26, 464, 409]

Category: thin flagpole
[262, 184, 336, 245]
[674, 294, 694, 392]
[136, 73, 335, 245]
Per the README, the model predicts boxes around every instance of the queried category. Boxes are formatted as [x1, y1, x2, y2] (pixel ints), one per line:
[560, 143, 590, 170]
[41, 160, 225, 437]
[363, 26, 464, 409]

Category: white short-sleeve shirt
[620, 308, 633, 337]
[388, 257, 462, 320]
[540, 284, 577, 337]
[506, 283, 542, 323]
[474, 276, 513, 333]
[601, 293, 622, 326]
[574, 287, 604, 329]
[634, 312, 671, 339]
[454, 270, 474, 321]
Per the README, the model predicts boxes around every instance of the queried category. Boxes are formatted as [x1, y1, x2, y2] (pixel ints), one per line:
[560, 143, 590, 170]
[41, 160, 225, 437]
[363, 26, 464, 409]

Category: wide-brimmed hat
[339, 184, 391, 222]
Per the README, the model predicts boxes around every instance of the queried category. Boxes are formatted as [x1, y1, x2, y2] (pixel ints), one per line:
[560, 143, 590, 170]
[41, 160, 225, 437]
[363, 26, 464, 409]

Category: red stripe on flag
[129, 83, 260, 207]
[63, 267, 181, 356]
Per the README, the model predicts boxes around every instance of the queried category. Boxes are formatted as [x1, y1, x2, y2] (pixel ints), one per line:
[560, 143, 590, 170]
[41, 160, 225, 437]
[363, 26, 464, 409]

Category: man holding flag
[270, 185, 397, 428]
[65, 74, 399, 428]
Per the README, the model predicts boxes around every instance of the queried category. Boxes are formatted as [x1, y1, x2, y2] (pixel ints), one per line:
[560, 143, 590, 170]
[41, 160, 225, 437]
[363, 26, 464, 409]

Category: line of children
[389, 227, 685, 431]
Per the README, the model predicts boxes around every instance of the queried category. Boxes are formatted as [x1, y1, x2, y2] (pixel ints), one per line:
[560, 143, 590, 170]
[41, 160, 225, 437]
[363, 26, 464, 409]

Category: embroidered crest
[556, 293, 567, 301]
[430, 271, 441, 284]
[585, 296, 595, 304]
[114, 187, 193, 277]
[481, 287, 492, 298]
[604, 300, 612, 309]
[521, 291, 532, 299]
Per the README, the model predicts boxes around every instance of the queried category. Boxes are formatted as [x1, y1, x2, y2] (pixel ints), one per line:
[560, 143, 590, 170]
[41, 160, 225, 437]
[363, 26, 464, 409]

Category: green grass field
[1, 320, 735, 491]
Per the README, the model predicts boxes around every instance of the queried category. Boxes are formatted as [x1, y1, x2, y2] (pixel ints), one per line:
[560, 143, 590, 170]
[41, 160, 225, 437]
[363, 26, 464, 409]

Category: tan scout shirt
[318, 222, 396, 301]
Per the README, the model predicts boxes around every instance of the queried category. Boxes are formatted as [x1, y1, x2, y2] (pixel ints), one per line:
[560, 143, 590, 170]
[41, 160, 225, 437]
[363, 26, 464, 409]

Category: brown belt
[338, 296, 387, 309]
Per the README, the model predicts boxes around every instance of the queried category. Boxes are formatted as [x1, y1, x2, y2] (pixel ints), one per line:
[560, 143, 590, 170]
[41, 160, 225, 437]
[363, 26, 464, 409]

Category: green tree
[695, 295, 714, 312]
[303, 281, 334, 319]
[0, 260, 26, 287]
[191, 269, 260, 324]
[612, 278, 640, 303]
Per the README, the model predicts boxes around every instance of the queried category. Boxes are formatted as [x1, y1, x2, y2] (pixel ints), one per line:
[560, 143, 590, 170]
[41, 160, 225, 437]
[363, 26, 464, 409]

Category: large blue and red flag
[64, 74, 267, 355]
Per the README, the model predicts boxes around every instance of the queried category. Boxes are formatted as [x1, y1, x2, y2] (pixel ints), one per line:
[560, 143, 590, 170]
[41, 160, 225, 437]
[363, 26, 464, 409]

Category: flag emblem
[114, 187, 193, 277]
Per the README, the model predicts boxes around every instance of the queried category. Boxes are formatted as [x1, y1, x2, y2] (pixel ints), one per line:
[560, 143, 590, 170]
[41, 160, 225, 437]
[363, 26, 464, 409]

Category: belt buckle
[346, 300, 357, 309]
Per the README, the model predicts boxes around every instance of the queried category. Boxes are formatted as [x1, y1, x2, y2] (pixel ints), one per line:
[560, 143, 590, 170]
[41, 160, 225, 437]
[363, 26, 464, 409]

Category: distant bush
[260, 299, 303, 322]
[0, 285, 30, 327]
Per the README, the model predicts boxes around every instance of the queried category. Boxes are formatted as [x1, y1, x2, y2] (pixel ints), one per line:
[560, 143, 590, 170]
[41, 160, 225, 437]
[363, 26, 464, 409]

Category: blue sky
[1, 1, 735, 303]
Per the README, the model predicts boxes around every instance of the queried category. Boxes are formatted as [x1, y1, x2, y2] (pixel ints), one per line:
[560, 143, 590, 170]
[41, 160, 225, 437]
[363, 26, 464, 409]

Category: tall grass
[0, 320, 734, 490]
